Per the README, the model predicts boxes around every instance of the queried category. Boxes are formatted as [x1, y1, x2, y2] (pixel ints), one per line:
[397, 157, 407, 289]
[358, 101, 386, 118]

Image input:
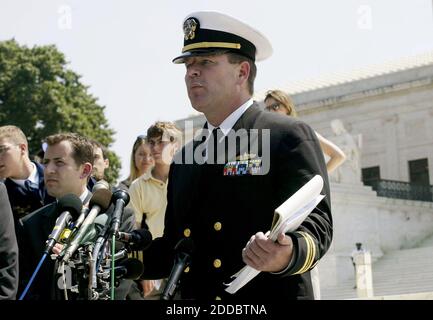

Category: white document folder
[225, 175, 325, 294]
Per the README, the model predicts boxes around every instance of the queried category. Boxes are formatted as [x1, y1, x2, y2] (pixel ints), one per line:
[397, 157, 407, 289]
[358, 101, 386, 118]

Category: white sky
[1, 0, 433, 180]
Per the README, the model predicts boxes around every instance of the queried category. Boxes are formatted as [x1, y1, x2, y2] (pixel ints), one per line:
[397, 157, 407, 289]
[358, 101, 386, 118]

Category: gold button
[183, 228, 191, 237]
[215, 296, 222, 300]
[213, 259, 222, 268]
[214, 222, 222, 231]
[184, 266, 190, 273]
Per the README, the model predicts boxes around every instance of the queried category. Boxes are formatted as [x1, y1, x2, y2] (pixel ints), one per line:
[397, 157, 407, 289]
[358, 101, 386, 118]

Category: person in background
[18, 133, 135, 300]
[89, 139, 110, 182]
[0, 181, 19, 300]
[127, 122, 181, 299]
[18, 133, 95, 300]
[118, 135, 154, 191]
[0, 125, 55, 225]
[264, 90, 346, 174]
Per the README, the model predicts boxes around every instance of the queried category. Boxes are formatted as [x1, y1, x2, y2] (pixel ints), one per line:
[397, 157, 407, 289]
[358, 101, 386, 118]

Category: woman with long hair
[264, 90, 346, 174]
[118, 135, 154, 190]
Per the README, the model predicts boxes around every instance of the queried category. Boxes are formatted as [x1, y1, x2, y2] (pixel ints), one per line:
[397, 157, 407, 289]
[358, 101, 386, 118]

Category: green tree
[0, 39, 121, 185]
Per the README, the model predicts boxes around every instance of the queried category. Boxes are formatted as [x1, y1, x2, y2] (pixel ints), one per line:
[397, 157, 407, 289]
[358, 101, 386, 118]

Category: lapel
[40, 202, 58, 238]
[229, 103, 262, 161]
[173, 125, 210, 218]
[232, 103, 260, 133]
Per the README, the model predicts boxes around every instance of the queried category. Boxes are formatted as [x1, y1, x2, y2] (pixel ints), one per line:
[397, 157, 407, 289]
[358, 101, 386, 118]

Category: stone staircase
[321, 236, 433, 299]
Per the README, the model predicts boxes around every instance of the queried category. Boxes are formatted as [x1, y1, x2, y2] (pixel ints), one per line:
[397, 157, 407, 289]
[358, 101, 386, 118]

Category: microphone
[110, 189, 130, 235]
[161, 238, 195, 300]
[116, 228, 153, 250]
[92, 179, 110, 192]
[60, 187, 112, 262]
[73, 180, 110, 231]
[113, 258, 144, 280]
[44, 194, 82, 254]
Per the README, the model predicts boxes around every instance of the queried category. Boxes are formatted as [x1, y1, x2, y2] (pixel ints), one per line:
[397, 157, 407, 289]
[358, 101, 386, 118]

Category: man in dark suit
[140, 11, 333, 301]
[18, 133, 135, 300]
[0, 181, 18, 300]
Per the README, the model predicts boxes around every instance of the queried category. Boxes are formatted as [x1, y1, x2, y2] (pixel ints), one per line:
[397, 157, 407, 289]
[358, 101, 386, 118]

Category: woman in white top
[264, 90, 346, 174]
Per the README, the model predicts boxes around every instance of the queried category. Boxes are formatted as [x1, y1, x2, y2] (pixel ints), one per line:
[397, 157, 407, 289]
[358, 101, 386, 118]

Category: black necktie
[24, 180, 39, 193]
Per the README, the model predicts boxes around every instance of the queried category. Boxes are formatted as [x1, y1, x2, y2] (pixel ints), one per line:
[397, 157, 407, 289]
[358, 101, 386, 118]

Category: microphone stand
[90, 213, 113, 295]
[108, 191, 129, 300]
[110, 232, 116, 300]
[19, 253, 48, 300]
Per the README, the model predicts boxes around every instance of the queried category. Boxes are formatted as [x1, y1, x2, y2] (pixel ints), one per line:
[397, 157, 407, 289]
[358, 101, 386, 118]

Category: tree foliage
[0, 39, 121, 184]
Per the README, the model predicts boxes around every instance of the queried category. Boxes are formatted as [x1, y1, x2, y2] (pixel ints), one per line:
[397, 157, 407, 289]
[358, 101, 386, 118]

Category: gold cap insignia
[183, 18, 198, 41]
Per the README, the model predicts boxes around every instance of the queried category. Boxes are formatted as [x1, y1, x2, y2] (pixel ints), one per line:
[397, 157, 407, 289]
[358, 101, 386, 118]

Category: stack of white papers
[225, 175, 325, 294]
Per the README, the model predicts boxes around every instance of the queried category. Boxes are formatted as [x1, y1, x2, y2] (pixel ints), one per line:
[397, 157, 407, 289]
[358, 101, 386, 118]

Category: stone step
[418, 234, 433, 247]
[320, 245, 433, 299]
[374, 273, 433, 280]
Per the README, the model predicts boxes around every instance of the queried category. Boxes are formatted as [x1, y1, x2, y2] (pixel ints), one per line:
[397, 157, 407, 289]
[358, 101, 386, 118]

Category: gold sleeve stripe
[294, 231, 316, 275]
[182, 42, 241, 52]
[305, 232, 316, 271]
[310, 260, 319, 269]
[293, 231, 312, 275]
[304, 232, 317, 272]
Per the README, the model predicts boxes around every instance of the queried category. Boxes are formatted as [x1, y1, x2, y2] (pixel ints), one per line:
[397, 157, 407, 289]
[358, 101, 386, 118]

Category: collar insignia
[236, 153, 257, 161]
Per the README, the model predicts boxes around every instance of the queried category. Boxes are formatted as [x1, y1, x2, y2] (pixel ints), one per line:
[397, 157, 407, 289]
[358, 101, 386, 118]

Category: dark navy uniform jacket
[141, 104, 333, 300]
[4, 161, 55, 223]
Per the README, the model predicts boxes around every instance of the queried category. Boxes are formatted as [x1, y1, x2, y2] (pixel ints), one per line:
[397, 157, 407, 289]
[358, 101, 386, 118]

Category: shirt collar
[55, 188, 90, 204]
[79, 188, 91, 203]
[141, 170, 167, 186]
[205, 98, 253, 137]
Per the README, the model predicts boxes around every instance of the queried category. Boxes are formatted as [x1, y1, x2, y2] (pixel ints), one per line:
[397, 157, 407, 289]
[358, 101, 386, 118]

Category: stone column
[354, 251, 374, 298]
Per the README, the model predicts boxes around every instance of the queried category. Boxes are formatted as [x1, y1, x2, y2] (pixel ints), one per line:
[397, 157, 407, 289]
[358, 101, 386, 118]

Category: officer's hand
[242, 231, 294, 273]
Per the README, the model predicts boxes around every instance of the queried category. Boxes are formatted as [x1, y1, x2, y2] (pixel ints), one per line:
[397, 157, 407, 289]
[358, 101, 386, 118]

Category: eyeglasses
[265, 103, 282, 111]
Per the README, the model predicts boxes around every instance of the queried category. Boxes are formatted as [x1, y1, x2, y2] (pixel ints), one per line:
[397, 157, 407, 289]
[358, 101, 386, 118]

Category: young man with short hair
[0, 125, 54, 222]
[18, 133, 135, 300]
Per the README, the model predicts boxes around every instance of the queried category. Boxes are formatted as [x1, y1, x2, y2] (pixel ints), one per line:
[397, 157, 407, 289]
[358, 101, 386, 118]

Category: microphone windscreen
[133, 229, 153, 250]
[92, 179, 110, 192]
[57, 193, 83, 220]
[175, 237, 195, 256]
[119, 258, 144, 280]
[111, 189, 130, 206]
[89, 188, 112, 211]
